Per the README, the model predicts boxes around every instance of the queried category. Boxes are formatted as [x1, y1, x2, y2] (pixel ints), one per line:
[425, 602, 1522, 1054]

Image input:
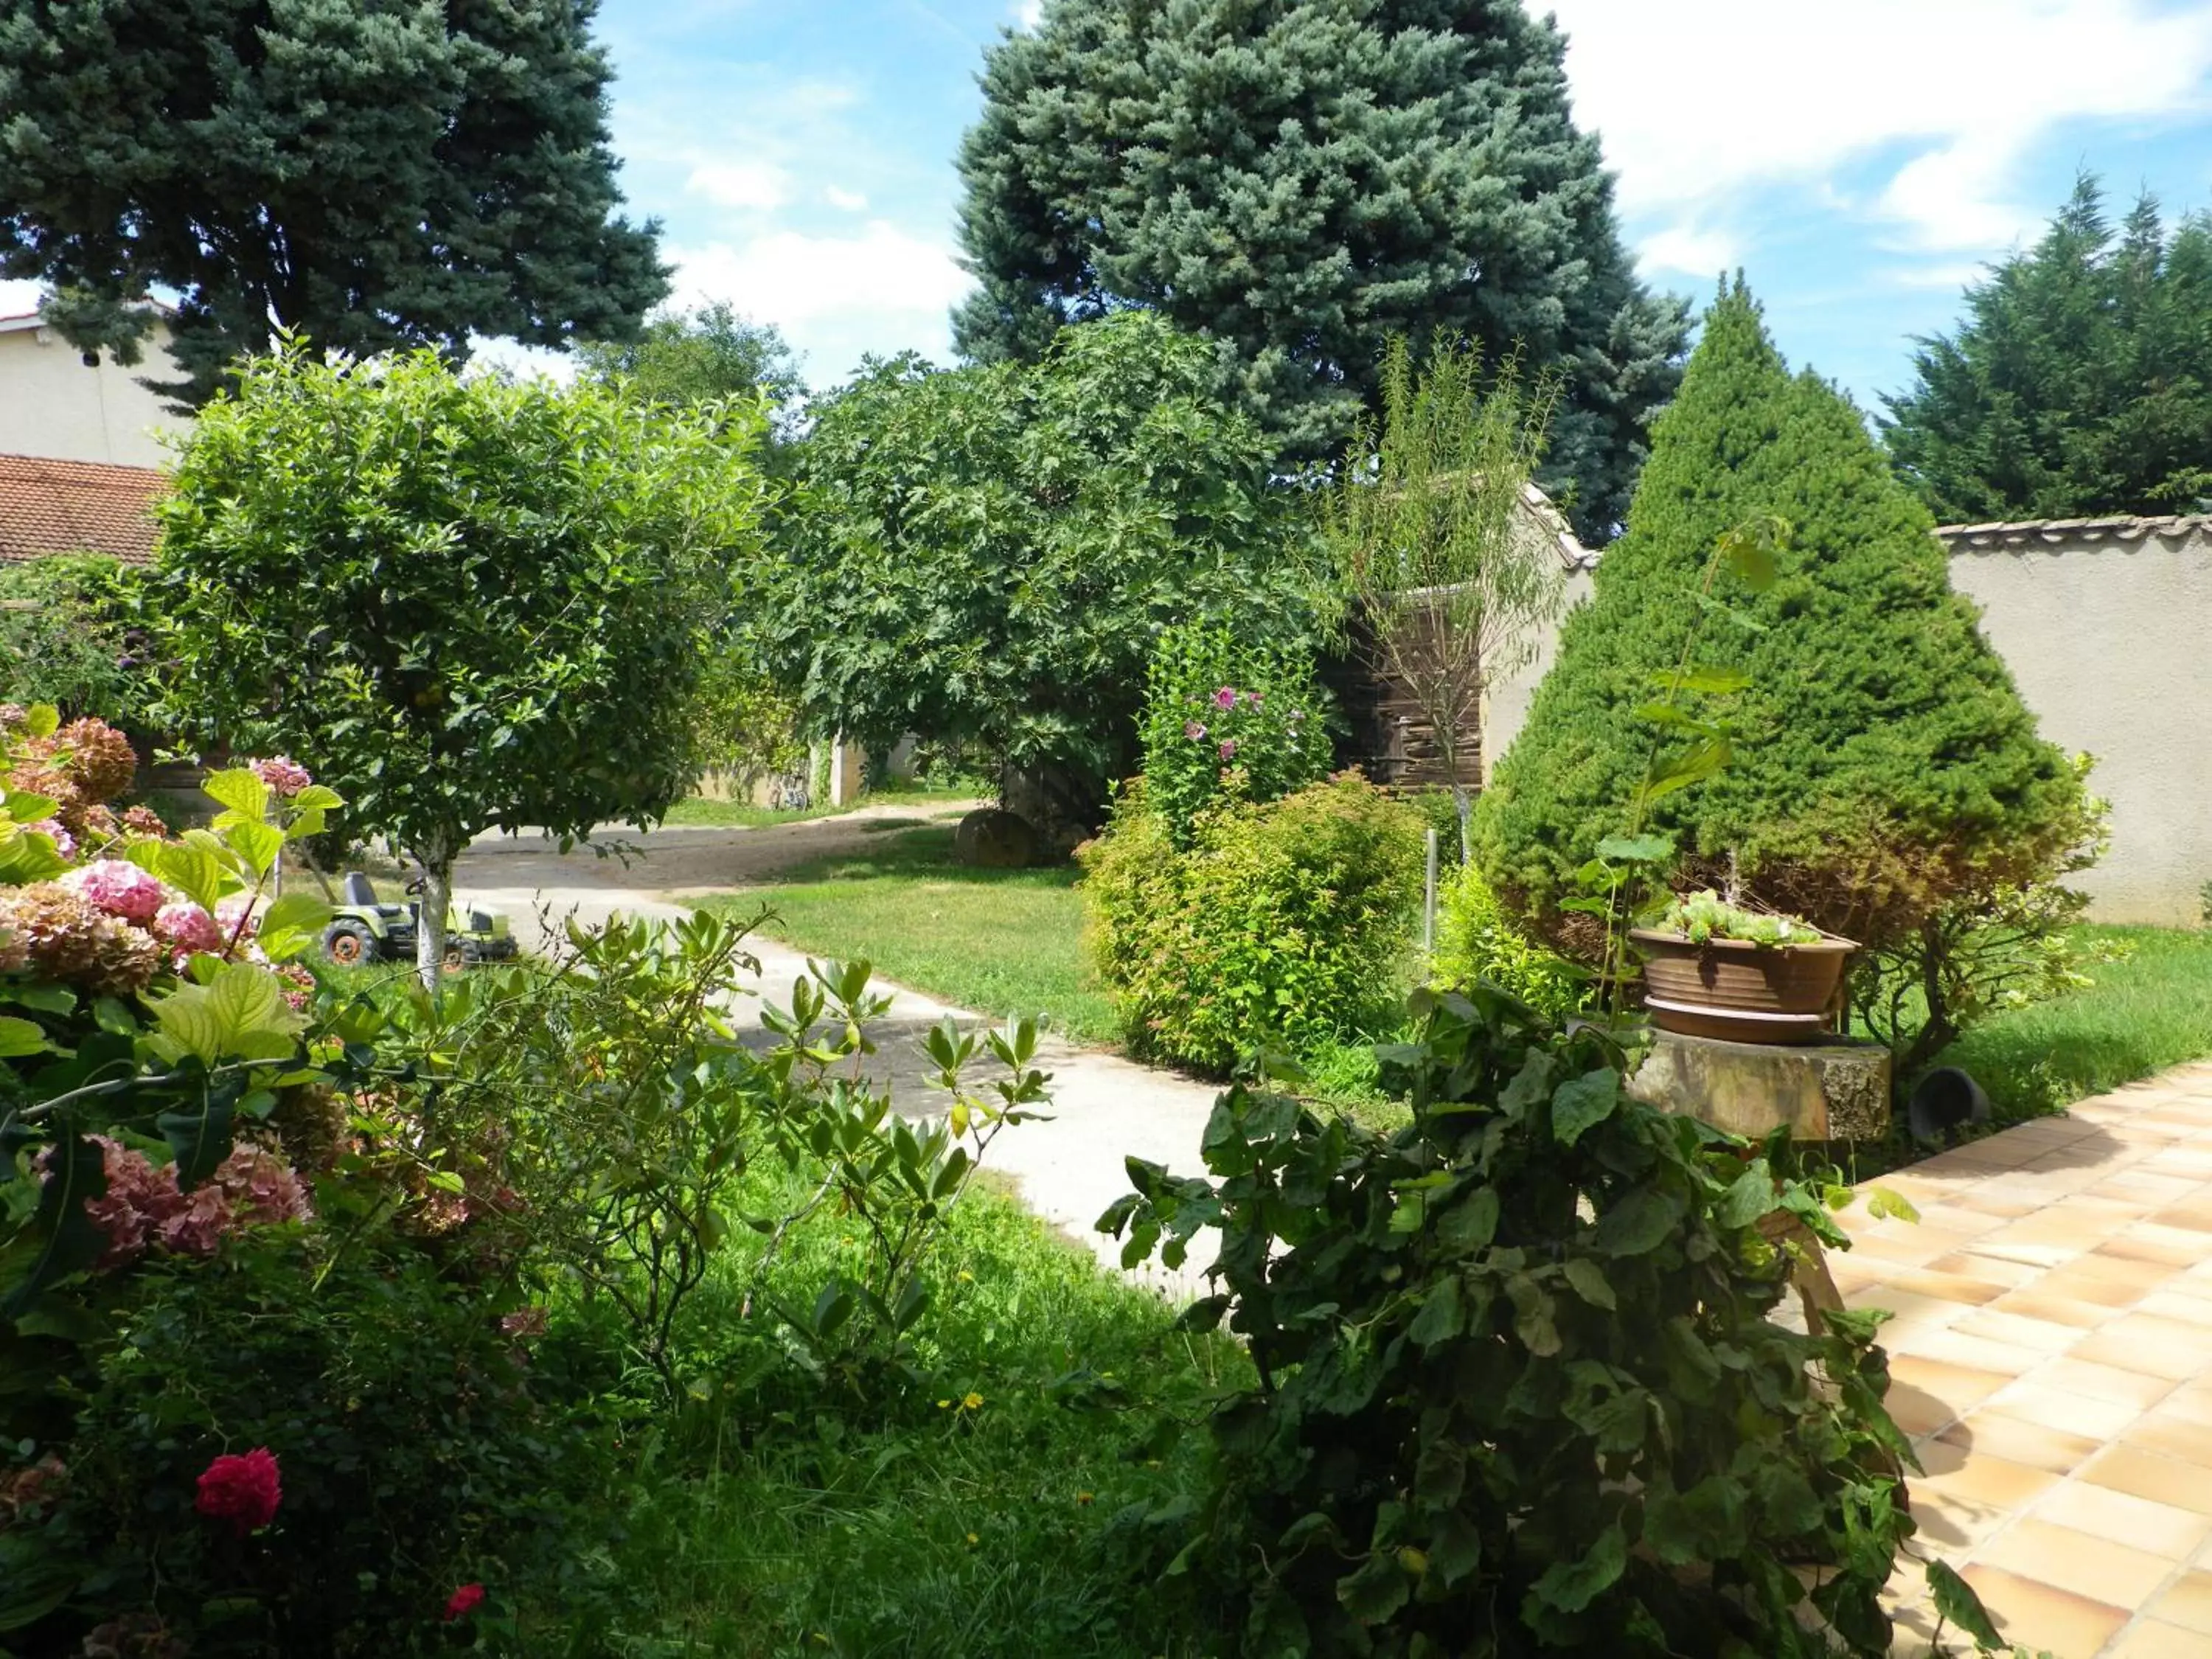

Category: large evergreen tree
[1884, 176, 2212, 521]
[951, 0, 1688, 541]
[0, 0, 667, 404]
[1475, 282, 2086, 953]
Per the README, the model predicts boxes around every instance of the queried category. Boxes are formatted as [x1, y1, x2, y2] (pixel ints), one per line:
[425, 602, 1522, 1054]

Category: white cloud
[824, 185, 870, 212]
[1012, 0, 1043, 28]
[1548, 0, 2212, 249]
[1637, 224, 1738, 279]
[683, 158, 793, 212]
[668, 222, 974, 378]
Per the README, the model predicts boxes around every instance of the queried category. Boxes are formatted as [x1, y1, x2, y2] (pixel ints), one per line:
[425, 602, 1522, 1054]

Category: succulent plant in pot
[1632, 888, 1857, 1045]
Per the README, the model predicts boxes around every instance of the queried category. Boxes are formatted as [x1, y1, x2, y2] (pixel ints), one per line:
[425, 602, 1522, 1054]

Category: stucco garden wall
[1941, 515, 2212, 926]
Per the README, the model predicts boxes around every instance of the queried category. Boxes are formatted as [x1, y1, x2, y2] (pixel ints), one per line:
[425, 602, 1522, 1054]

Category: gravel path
[451, 810, 1219, 1294]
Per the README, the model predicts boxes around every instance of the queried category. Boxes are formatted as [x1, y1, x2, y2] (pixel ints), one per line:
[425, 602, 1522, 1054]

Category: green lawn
[694, 825, 1121, 1043]
[1927, 924, 2212, 1119]
[661, 784, 983, 830]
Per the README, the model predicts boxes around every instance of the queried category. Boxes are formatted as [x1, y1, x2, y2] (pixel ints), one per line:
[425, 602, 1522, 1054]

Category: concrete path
[1847, 1060, 2212, 1658]
[452, 815, 1220, 1295]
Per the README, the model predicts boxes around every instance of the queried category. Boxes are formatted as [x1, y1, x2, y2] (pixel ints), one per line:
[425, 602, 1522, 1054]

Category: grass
[660, 783, 983, 830]
[594, 1173, 1242, 1658]
[1927, 923, 2212, 1119]
[694, 825, 1121, 1044]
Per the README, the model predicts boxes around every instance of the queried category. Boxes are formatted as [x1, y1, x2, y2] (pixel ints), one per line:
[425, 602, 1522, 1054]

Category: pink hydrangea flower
[27, 819, 74, 859]
[154, 900, 225, 960]
[43, 1137, 313, 1270]
[215, 894, 260, 941]
[1211, 687, 1238, 711]
[1183, 720, 1206, 742]
[1245, 690, 1264, 706]
[1217, 739, 1239, 761]
[250, 757, 313, 799]
[60, 859, 168, 924]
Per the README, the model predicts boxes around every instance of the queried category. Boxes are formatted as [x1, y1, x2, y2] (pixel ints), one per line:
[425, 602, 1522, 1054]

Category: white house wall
[0, 321, 191, 467]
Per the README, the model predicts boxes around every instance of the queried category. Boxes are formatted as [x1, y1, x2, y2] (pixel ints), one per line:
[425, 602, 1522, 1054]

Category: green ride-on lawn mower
[320, 872, 520, 972]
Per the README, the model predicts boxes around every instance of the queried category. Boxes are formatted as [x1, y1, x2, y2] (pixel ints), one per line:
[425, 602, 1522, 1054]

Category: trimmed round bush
[1081, 774, 1423, 1074]
[1474, 279, 2087, 953]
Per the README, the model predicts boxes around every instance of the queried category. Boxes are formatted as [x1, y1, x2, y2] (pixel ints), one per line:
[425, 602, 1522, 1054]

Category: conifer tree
[951, 0, 1687, 541]
[0, 0, 666, 404]
[1474, 281, 2088, 952]
[1885, 176, 2212, 521]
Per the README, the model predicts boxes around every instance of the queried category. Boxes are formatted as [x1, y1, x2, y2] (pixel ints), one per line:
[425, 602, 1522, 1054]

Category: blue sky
[590, 0, 2212, 415]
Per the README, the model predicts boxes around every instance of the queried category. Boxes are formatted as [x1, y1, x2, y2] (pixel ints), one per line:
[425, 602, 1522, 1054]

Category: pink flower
[1245, 690, 1264, 706]
[195, 1447, 281, 1536]
[443, 1585, 485, 1621]
[1211, 687, 1237, 711]
[27, 818, 74, 859]
[215, 894, 260, 941]
[1217, 739, 1238, 761]
[60, 859, 168, 924]
[250, 756, 312, 799]
[41, 1136, 312, 1270]
[500, 1307, 549, 1339]
[1183, 720, 1206, 742]
[154, 900, 225, 959]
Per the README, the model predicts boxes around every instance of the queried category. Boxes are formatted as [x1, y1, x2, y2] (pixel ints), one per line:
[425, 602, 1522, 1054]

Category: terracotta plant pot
[1628, 926, 1858, 1046]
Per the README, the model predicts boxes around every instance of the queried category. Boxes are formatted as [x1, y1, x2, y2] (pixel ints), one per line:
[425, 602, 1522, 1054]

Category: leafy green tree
[1325, 335, 1566, 860]
[951, 0, 1688, 540]
[773, 312, 1310, 832]
[1885, 176, 2212, 521]
[1474, 281, 2088, 957]
[0, 0, 666, 405]
[148, 343, 769, 982]
[574, 302, 806, 439]
[0, 556, 150, 728]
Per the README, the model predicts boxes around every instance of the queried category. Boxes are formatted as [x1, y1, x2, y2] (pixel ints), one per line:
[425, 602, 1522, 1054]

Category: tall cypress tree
[951, 0, 1688, 541]
[1474, 281, 2087, 951]
[1884, 176, 2212, 522]
[0, 0, 667, 404]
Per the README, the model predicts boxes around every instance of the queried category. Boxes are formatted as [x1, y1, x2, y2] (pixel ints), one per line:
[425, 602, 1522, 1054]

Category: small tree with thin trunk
[1324, 336, 1567, 861]
[148, 341, 769, 984]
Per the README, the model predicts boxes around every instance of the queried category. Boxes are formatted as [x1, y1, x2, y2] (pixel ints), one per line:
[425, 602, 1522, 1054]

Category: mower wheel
[442, 943, 467, 973]
[322, 921, 378, 967]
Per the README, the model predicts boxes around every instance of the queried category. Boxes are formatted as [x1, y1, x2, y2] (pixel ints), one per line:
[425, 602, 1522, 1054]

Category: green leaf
[1550, 1068, 1621, 1147]
[223, 819, 284, 877]
[1, 983, 73, 1015]
[20, 703, 58, 740]
[1926, 1559, 2003, 1649]
[1561, 1257, 1616, 1310]
[1715, 1161, 1777, 1229]
[1335, 1551, 1408, 1626]
[1717, 521, 1781, 591]
[0, 1133, 109, 1318]
[201, 767, 271, 821]
[1408, 1276, 1465, 1349]
[1594, 833, 1674, 864]
[159, 1097, 235, 1190]
[0, 1016, 50, 1057]
[254, 891, 333, 961]
[153, 841, 226, 912]
[1528, 1523, 1624, 1615]
[1652, 664, 1752, 696]
[1413, 1439, 1466, 1508]
[4, 789, 59, 821]
[1435, 1186, 1499, 1255]
[1639, 738, 1731, 804]
[1427, 1509, 1482, 1585]
[1594, 1188, 1684, 1258]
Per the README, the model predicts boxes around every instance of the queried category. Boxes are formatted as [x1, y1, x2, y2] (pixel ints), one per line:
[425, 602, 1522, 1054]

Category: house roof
[1937, 513, 2212, 556]
[1521, 480, 1597, 572]
[0, 453, 165, 564]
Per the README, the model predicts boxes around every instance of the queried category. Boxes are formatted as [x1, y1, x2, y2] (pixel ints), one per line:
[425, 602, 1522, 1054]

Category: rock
[953, 807, 1037, 869]
[1630, 1029, 1891, 1142]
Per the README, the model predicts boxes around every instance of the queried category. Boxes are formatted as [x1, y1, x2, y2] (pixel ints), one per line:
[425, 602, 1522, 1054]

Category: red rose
[195, 1447, 281, 1536]
[443, 1584, 485, 1621]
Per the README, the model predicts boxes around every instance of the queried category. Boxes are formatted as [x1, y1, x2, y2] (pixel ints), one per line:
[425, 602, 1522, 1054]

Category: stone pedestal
[1630, 1030, 1891, 1142]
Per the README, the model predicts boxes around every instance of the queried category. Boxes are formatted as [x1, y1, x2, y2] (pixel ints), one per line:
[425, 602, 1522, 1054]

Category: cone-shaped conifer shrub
[1473, 281, 2089, 953]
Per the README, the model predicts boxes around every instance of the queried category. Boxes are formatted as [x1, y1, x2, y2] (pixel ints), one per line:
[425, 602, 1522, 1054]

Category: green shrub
[1081, 774, 1423, 1074]
[14, 1231, 611, 1656]
[1106, 987, 1922, 1657]
[1475, 279, 2087, 959]
[1137, 620, 1332, 842]
[0, 555, 152, 729]
[1433, 862, 1590, 1020]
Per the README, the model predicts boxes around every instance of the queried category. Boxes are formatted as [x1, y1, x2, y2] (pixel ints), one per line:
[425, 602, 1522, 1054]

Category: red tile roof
[0, 453, 164, 564]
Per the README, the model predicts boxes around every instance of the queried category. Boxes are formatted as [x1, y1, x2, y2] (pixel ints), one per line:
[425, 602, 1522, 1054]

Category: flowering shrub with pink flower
[1134, 620, 1334, 844]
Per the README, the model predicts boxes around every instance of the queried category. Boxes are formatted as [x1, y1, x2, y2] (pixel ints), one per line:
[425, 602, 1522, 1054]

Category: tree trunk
[412, 840, 455, 990]
[1453, 784, 1473, 867]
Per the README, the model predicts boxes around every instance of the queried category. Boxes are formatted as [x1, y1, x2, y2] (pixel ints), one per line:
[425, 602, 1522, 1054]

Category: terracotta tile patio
[1847, 1059, 2212, 1657]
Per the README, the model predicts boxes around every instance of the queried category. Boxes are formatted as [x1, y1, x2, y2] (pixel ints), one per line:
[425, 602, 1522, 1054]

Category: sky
[582, 0, 2212, 414]
[8, 1, 2212, 414]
